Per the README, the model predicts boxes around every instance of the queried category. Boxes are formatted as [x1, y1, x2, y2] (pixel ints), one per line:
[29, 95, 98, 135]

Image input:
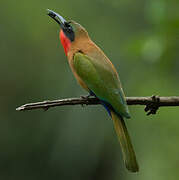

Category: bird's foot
[80, 94, 92, 107]
[144, 95, 160, 115]
[81, 94, 92, 100]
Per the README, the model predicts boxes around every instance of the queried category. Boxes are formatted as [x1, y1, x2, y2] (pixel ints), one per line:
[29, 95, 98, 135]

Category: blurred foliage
[0, 0, 179, 179]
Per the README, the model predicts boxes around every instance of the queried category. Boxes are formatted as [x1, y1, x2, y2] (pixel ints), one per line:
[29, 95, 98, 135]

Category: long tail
[110, 110, 139, 172]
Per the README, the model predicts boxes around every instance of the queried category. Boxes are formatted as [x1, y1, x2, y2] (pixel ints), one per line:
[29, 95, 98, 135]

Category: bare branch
[16, 96, 179, 115]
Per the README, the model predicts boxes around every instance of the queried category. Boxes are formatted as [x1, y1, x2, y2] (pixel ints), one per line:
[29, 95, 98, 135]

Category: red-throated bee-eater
[47, 9, 139, 172]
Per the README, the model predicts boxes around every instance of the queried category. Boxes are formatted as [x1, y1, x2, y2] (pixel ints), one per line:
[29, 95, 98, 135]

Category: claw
[81, 94, 91, 99]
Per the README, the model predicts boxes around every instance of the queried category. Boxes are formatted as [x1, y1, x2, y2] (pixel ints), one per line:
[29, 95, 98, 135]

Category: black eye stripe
[63, 23, 75, 42]
[64, 23, 73, 32]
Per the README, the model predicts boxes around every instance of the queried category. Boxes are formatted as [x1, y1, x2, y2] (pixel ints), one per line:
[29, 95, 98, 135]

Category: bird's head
[47, 9, 88, 55]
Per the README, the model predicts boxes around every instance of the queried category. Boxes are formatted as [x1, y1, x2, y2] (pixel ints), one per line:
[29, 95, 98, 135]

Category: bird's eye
[68, 26, 72, 31]
[64, 22, 72, 31]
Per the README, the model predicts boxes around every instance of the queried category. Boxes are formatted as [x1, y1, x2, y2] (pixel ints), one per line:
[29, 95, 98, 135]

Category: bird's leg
[81, 94, 93, 100]
[80, 91, 96, 107]
[81, 90, 96, 100]
[80, 94, 92, 107]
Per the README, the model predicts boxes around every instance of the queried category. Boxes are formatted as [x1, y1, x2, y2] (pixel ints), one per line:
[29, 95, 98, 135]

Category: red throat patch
[59, 30, 71, 56]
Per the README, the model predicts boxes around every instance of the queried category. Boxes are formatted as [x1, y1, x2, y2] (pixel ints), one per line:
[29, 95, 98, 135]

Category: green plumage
[74, 52, 130, 118]
[111, 111, 139, 172]
[74, 52, 138, 172]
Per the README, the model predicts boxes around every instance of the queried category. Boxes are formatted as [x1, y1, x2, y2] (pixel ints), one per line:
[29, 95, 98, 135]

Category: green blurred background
[1, 0, 179, 179]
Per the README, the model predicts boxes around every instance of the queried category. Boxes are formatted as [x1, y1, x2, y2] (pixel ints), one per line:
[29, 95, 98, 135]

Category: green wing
[73, 52, 130, 118]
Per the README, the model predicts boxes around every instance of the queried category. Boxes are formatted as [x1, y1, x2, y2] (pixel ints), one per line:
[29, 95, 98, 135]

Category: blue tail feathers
[100, 100, 112, 117]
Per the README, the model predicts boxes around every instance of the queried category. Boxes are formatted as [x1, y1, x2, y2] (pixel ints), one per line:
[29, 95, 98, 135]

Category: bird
[47, 9, 139, 172]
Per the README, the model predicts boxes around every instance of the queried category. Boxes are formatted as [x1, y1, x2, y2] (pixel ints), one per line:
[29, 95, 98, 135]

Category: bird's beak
[47, 9, 67, 29]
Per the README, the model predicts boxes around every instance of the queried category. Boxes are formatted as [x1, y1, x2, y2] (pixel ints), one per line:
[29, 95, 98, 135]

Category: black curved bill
[47, 9, 67, 28]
